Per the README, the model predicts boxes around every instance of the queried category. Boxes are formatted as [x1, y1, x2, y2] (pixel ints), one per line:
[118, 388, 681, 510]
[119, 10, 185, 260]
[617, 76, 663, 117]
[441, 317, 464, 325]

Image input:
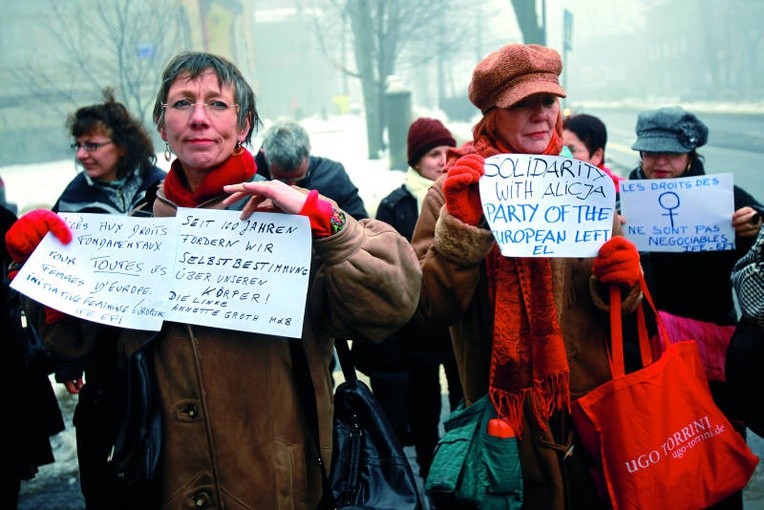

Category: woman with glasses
[6, 51, 420, 509]
[49, 88, 166, 509]
[627, 106, 762, 510]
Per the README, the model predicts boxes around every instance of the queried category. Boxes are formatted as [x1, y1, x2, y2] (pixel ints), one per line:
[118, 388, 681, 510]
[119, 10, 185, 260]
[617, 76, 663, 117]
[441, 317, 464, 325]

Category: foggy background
[0, 0, 762, 173]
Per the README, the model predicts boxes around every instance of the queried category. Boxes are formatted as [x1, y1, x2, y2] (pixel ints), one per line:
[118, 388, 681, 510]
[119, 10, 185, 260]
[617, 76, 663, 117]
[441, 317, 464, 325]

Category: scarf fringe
[490, 372, 570, 438]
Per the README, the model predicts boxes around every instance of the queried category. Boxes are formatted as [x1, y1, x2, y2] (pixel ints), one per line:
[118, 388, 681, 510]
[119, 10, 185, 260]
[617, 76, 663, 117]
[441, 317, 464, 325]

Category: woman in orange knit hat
[411, 43, 642, 509]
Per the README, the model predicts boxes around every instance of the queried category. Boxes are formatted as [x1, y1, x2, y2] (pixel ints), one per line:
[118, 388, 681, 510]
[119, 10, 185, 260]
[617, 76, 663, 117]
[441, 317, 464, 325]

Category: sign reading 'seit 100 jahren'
[479, 154, 616, 258]
[11, 209, 311, 338]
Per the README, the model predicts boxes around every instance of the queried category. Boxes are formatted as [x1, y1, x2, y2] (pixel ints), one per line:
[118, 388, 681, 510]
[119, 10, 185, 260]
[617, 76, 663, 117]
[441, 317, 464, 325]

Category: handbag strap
[608, 277, 672, 377]
[288, 338, 336, 508]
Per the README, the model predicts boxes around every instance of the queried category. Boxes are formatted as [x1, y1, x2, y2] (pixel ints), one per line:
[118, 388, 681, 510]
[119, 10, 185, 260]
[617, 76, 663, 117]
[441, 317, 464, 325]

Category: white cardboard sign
[619, 173, 735, 252]
[11, 210, 312, 338]
[479, 154, 616, 257]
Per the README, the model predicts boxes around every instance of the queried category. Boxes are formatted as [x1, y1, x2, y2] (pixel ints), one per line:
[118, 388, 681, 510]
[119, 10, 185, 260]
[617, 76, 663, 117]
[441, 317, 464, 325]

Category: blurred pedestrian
[627, 106, 763, 508]
[411, 43, 642, 509]
[2, 202, 65, 509]
[6, 51, 421, 509]
[255, 119, 369, 220]
[563, 113, 622, 190]
[47, 88, 166, 510]
[352, 117, 463, 478]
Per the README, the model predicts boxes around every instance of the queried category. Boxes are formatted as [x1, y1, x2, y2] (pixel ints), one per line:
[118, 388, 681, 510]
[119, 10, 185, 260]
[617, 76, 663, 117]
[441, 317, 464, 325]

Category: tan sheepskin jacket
[411, 175, 640, 510]
[31, 190, 422, 510]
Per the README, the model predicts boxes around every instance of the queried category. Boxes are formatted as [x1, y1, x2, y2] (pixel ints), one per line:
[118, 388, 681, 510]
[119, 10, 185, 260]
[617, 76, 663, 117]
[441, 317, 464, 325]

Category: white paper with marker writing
[619, 173, 735, 252]
[11, 213, 178, 330]
[163, 208, 311, 338]
[479, 154, 616, 257]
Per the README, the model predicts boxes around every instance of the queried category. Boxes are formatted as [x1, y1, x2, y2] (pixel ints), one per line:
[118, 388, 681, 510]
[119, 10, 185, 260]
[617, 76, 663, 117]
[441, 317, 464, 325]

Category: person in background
[46, 88, 166, 510]
[2, 203, 65, 509]
[563, 113, 622, 190]
[627, 106, 762, 509]
[563, 113, 625, 226]
[6, 51, 421, 509]
[410, 43, 643, 509]
[628, 107, 762, 325]
[732, 227, 764, 328]
[352, 117, 463, 479]
[254, 119, 369, 220]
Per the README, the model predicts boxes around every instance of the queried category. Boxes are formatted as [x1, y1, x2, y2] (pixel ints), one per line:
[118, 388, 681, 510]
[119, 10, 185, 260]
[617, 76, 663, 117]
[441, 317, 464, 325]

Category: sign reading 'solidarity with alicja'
[478, 154, 616, 258]
[10, 209, 311, 338]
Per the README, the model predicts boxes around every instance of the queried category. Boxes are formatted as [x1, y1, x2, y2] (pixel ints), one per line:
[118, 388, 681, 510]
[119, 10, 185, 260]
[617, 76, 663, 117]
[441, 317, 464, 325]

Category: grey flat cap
[631, 106, 709, 153]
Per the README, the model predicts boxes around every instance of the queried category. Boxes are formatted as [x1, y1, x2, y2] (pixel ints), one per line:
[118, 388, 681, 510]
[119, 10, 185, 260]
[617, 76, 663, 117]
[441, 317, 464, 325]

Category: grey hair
[152, 51, 261, 144]
[262, 119, 311, 171]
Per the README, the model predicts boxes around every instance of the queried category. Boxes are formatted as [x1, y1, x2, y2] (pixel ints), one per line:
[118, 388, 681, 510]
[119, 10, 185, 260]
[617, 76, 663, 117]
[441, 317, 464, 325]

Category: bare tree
[510, 0, 545, 45]
[308, 0, 468, 159]
[16, 0, 188, 124]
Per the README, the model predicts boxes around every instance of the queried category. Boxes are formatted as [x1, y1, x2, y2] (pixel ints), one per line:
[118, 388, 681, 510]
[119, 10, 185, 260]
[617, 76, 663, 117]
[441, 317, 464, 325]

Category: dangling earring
[164, 142, 172, 162]
[233, 140, 243, 156]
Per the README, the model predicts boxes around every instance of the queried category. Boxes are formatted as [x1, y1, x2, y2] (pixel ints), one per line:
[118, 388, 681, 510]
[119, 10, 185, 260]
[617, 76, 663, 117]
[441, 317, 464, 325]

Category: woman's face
[563, 129, 602, 167]
[640, 152, 690, 179]
[414, 145, 451, 181]
[160, 70, 249, 180]
[495, 94, 560, 154]
[73, 126, 123, 182]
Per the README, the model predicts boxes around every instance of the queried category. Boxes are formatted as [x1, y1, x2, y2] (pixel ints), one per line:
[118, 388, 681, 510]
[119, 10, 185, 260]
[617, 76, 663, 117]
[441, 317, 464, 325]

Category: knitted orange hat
[468, 43, 566, 113]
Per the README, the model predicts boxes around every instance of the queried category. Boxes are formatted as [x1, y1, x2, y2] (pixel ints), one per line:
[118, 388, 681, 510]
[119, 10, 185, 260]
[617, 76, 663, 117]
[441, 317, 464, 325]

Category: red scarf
[163, 148, 256, 207]
[450, 111, 570, 436]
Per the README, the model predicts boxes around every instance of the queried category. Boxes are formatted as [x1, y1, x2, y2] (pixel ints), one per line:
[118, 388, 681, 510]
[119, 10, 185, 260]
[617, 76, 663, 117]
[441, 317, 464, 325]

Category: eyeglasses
[641, 152, 686, 162]
[161, 99, 239, 116]
[70, 140, 113, 153]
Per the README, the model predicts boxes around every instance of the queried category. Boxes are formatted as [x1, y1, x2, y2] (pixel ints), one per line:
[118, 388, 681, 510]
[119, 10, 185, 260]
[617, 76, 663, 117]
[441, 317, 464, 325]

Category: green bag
[425, 394, 523, 509]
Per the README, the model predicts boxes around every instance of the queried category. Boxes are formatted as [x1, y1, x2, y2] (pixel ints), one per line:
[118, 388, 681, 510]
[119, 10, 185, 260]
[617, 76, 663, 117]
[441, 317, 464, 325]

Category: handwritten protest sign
[479, 154, 616, 257]
[163, 208, 311, 338]
[11, 210, 313, 338]
[619, 173, 735, 252]
[11, 214, 178, 330]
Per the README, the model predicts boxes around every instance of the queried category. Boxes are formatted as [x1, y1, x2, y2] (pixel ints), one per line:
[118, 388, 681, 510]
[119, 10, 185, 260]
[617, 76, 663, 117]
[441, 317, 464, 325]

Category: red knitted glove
[443, 153, 485, 226]
[592, 237, 641, 287]
[299, 189, 336, 238]
[5, 209, 72, 263]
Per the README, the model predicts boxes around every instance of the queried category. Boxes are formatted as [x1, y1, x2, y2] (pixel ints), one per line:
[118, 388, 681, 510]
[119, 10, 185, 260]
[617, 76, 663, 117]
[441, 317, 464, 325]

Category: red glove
[443, 153, 485, 226]
[299, 189, 335, 238]
[592, 237, 641, 287]
[5, 209, 72, 263]
[6, 209, 72, 325]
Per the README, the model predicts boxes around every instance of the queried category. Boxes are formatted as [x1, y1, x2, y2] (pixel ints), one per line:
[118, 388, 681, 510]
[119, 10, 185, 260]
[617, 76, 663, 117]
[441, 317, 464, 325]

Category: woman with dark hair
[7, 51, 420, 509]
[51, 88, 166, 509]
[563, 113, 622, 190]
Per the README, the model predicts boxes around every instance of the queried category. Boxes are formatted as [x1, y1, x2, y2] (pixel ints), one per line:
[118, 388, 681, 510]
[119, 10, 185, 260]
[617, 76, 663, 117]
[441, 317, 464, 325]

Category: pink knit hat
[407, 118, 456, 167]
[468, 43, 566, 113]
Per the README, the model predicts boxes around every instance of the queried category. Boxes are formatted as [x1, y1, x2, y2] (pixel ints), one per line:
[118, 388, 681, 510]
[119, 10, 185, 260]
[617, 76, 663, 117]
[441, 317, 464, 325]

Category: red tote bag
[570, 279, 759, 510]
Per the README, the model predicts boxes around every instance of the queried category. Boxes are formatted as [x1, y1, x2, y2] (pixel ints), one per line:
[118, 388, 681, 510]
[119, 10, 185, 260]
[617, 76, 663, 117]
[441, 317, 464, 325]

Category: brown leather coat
[34, 190, 422, 509]
[411, 176, 640, 510]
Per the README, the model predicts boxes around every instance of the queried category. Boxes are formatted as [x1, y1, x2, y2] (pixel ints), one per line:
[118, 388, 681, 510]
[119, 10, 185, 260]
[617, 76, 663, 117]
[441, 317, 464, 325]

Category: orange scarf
[450, 111, 570, 436]
[163, 148, 256, 207]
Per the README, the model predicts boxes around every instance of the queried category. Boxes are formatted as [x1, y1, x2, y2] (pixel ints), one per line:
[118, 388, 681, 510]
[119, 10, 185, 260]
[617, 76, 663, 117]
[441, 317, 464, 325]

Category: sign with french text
[479, 154, 616, 257]
[619, 173, 735, 252]
[11, 210, 312, 338]
[11, 214, 178, 330]
[163, 208, 311, 338]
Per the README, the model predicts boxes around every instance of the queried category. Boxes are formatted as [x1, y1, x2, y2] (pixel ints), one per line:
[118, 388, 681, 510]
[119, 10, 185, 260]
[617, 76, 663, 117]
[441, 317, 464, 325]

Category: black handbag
[290, 337, 424, 510]
[108, 338, 163, 508]
[725, 318, 764, 438]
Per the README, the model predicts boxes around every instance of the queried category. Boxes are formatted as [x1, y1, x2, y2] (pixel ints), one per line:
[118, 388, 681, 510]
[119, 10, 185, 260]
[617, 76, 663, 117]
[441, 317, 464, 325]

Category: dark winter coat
[628, 162, 763, 326]
[353, 184, 452, 374]
[255, 150, 368, 220]
[2, 205, 64, 483]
